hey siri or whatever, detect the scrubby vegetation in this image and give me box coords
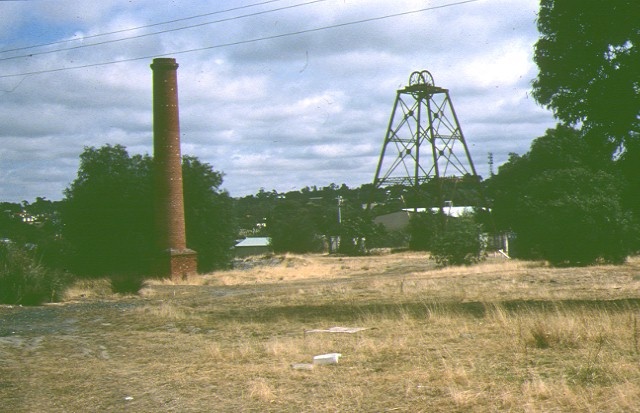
[0,243,72,306]
[429,214,485,266]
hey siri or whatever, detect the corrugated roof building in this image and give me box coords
[234,237,272,258]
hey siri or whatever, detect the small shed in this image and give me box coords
[234,237,272,258]
[374,210,411,232]
[374,205,476,232]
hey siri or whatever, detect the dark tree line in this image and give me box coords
[487,125,636,265]
[488,0,640,265]
[236,183,388,255]
[52,144,236,277]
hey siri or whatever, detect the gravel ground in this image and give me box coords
[0,300,141,337]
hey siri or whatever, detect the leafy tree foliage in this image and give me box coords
[234,189,279,236]
[408,211,439,251]
[182,156,237,272]
[0,204,33,244]
[430,214,485,267]
[262,185,386,255]
[267,198,323,254]
[408,210,484,266]
[62,145,155,276]
[617,138,640,222]
[62,144,236,276]
[516,168,632,265]
[532,0,639,156]
[488,125,636,265]
[337,213,386,255]
[530,1,640,262]
[0,199,68,270]
[403,175,485,209]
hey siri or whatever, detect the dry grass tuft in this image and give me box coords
[62,278,113,300]
[133,301,195,321]
[247,377,276,402]
[145,274,208,286]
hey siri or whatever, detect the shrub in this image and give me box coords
[430,214,485,266]
[110,274,146,295]
[268,199,324,254]
[0,243,72,306]
[337,215,386,256]
[408,211,439,251]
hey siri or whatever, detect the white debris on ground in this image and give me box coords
[290,363,314,370]
[313,353,342,365]
[305,326,368,334]
[291,326,367,370]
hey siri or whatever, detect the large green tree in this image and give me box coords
[182,156,236,272]
[267,198,323,254]
[532,0,639,156]
[62,145,155,276]
[488,125,636,265]
[529,1,640,263]
[62,144,236,276]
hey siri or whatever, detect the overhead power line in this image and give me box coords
[0,0,483,79]
[0,0,287,54]
[0,0,329,62]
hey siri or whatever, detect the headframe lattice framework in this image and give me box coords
[372,70,478,191]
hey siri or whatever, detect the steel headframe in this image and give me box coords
[372,70,478,193]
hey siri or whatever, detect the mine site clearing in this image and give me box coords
[2,252,640,412]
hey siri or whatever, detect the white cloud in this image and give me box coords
[460,39,532,88]
[0,0,555,202]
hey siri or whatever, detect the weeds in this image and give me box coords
[0,243,72,305]
[109,274,146,295]
[632,313,639,355]
[530,320,553,349]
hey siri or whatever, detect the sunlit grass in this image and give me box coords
[2,252,640,411]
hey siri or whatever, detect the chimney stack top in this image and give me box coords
[151,57,179,70]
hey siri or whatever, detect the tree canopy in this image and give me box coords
[182,156,236,272]
[62,144,236,276]
[62,145,155,276]
[488,125,636,265]
[532,0,639,156]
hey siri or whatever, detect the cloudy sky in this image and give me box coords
[0,0,556,202]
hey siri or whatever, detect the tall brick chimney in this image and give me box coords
[150,57,197,279]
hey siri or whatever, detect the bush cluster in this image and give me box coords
[109,274,146,295]
[429,214,485,266]
[409,211,485,266]
[0,243,72,306]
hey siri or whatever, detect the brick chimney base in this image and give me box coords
[157,248,198,280]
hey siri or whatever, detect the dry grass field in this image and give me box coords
[2,252,640,412]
